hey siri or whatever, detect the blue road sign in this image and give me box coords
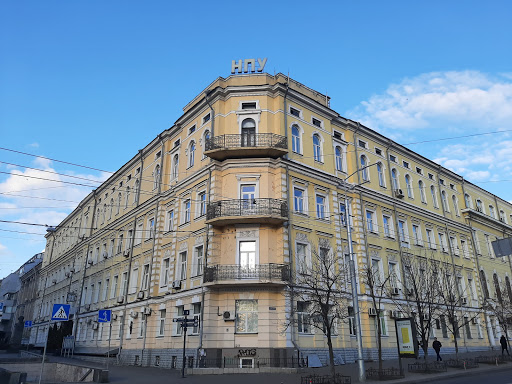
[24,320,33,328]
[51,304,70,321]
[0,302,4,311]
[98,310,111,323]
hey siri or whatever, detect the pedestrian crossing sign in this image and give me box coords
[98,310,111,323]
[51,304,70,321]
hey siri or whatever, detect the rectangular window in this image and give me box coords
[375,148,382,156]
[312,117,322,127]
[192,303,201,334]
[167,210,174,232]
[117,234,123,254]
[147,218,155,239]
[199,192,206,217]
[450,236,458,256]
[183,200,191,223]
[129,268,138,294]
[366,210,376,233]
[242,102,257,110]
[398,220,408,246]
[371,259,382,286]
[235,300,258,333]
[383,215,392,237]
[461,240,469,258]
[161,258,170,286]
[316,194,326,219]
[378,312,387,336]
[188,125,196,135]
[296,243,308,269]
[179,251,187,280]
[438,233,447,252]
[121,271,128,296]
[426,229,434,249]
[403,161,410,169]
[194,245,204,277]
[290,107,300,117]
[358,140,367,149]
[339,203,347,226]
[389,155,397,162]
[412,224,422,245]
[139,317,145,337]
[96,282,102,302]
[111,275,118,298]
[158,309,166,336]
[175,306,184,336]
[103,279,110,301]
[440,316,448,338]
[389,262,398,288]
[109,239,115,257]
[416,167,423,175]
[297,301,311,334]
[294,188,305,214]
[142,264,150,290]
[202,113,211,124]
[348,307,356,336]
[135,223,143,245]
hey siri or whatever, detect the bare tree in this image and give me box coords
[436,260,481,359]
[290,244,352,380]
[485,276,512,346]
[363,260,392,372]
[389,252,443,359]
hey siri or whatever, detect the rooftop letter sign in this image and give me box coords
[231,58,267,74]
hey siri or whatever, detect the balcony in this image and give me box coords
[203,264,290,286]
[206,198,288,226]
[204,133,288,160]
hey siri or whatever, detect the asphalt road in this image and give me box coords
[435,369,512,384]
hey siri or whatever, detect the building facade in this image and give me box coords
[31,73,512,368]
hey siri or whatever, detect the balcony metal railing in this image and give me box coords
[204,264,291,283]
[205,133,287,151]
[206,198,288,221]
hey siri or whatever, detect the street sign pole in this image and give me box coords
[107,322,112,371]
[38,321,50,384]
[182,323,187,378]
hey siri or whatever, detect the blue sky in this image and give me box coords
[1,0,512,277]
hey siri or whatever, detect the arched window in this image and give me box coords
[419,180,426,203]
[172,154,179,180]
[377,162,385,187]
[117,193,122,214]
[109,198,114,219]
[441,191,449,211]
[125,187,130,208]
[391,169,398,190]
[134,179,140,205]
[203,130,210,156]
[291,125,301,153]
[493,273,503,303]
[499,210,505,222]
[360,155,369,181]
[452,195,459,215]
[405,175,413,198]
[153,164,161,190]
[103,204,107,223]
[489,205,495,219]
[188,142,195,168]
[313,134,322,162]
[241,118,256,147]
[464,193,471,208]
[335,146,343,171]
[430,186,438,208]
[476,199,483,212]
[480,270,490,299]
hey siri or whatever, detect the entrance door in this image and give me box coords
[239,241,256,277]
[241,184,256,212]
[241,119,256,147]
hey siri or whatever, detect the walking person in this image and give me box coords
[433,337,442,361]
[500,335,510,356]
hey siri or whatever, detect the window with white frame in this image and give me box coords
[452,195,459,215]
[172,154,179,180]
[366,210,376,233]
[398,220,408,246]
[405,175,413,198]
[476,199,483,212]
[438,232,447,252]
[127,229,133,249]
[412,224,422,245]
[461,239,469,258]
[371,258,382,286]
[383,215,393,237]
[378,311,387,336]
[167,210,174,232]
[198,192,206,217]
[441,191,449,212]
[450,236,458,256]
[183,199,191,224]
[335,146,343,171]
[235,300,258,334]
[147,217,155,239]
[178,251,187,280]
[339,203,347,226]
[391,169,399,190]
[135,222,143,245]
[293,187,306,214]
[111,275,118,298]
[431,186,438,208]
[129,268,138,294]
[142,264,150,290]
[485,234,493,257]
[158,309,166,336]
[499,210,506,222]
[377,162,385,187]
[134,179,140,205]
[188,141,195,168]
[426,229,434,249]
[161,257,170,286]
[297,301,311,334]
[313,134,322,162]
[153,165,161,190]
[192,303,201,334]
[239,241,256,268]
[464,193,471,208]
[203,130,210,158]
[109,198,114,219]
[125,187,130,208]
[291,125,301,154]
[103,278,110,301]
[109,239,115,257]
[193,245,203,277]
[360,155,369,181]
[296,242,309,271]
[388,262,399,288]
[419,180,427,203]
[175,306,184,336]
[489,205,495,219]
[316,194,326,219]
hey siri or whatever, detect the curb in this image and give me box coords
[365,364,512,384]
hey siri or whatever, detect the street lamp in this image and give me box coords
[339,162,378,383]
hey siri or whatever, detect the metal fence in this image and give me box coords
[204,264,291,283]
[408,361,447,373]
[197,356,306,368]
[301,374,351,384]
[205,133,287,151]
[366,367,404,380]
[206,198,288,221]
